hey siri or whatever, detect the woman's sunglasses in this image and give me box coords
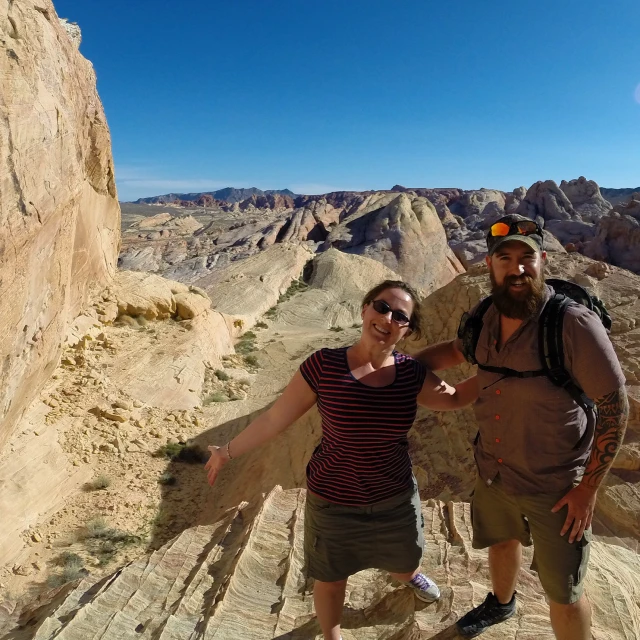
[371,299,411,326]
[489,219,541,238]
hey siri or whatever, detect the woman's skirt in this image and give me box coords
[303,481,424,582]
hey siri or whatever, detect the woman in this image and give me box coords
[205,280,478,640]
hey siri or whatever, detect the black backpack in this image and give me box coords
[457,278,612,411]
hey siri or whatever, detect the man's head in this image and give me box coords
[485,215,547,320]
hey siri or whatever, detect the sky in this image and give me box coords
[54,0,640,201]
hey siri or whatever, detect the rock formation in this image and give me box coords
[6,488,640,639]
[583,199,640,273]
[321,192,465,294]
[0,0,120,451]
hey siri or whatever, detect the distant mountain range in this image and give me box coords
[133,187,298,205]
[131,185,639,207]
[599,187,640,206]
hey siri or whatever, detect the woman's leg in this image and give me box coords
[314,578,348,640]
[389,568,419,581]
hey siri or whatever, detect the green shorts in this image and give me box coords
[304,484,424,582]
[471,475,591,604]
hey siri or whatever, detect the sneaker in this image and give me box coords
[456,592,516,637]
[408,573,441,603]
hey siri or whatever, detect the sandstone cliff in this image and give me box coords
[0,1,120,450]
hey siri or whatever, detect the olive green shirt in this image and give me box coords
[469,286,625,494]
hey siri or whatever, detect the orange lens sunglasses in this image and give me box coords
[490,220,540,237]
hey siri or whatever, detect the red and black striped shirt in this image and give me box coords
[300,346,426,506]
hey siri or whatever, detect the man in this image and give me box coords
[416,214,628,640]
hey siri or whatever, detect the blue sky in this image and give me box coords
[54,0,640,201]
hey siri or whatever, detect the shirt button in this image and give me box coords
[498,458,503,464]
[495,414,500,420]
[495,389,501,395]
[495,438,501,443]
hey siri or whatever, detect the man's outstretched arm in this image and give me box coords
[552,385,629,542]
[414,337,467,372]
[582,385,629,488]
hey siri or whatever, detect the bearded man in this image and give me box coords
[416,214,628,640]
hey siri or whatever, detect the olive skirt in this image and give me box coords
[303,483,424,582]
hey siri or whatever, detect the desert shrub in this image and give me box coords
[264,307,277,319]
[205,392,230,404]
[242,331,257,340]
[329,326,344,332]
[153,442,208,463]
[235,337,256,354]
[277,279,308,303]
[244,354,260,368]
[158,472,177,486]
[255,321,268,329]
[84,475,111,491]
[214,369,230,381]
[83,517,141,566]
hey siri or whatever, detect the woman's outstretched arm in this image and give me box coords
[205,370,317,486]
[417,371,478,411]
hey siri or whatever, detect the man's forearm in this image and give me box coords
[581,386,629,489]
[415,339,465,371]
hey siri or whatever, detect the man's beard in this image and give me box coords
[490,270,546,320]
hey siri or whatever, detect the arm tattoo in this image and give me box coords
[582,386,629,488]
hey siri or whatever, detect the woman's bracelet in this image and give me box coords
[225,441,233,460]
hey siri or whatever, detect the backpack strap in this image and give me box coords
[457,297,493,365]
[539,293,595,411]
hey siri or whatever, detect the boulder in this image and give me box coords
[0,0,120,450]
[584,204,640,273]
[321,192,465,293]
[559,176,612,221]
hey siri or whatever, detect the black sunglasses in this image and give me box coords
[371,299,411,326]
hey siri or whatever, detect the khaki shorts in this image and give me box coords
[304,483,424,582]
[471,475,591,604]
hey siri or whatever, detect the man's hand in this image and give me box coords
[551,483,598,543]
[205,445,230,487]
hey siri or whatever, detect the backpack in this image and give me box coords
[457,278,612,412]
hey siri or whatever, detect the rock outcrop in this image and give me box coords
[0,0,120,450]
[584,200,640,273]
[10,488,640,639]
[321,192,464,293]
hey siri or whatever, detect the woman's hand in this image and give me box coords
[205,445,230,486]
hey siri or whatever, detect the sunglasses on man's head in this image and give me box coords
[489,219,542,238]
[371,299,411,326]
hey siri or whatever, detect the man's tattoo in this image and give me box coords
[583,386,629,487]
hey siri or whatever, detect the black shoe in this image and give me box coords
[456,592,516,637]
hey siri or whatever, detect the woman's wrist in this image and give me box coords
[223,441,233,461]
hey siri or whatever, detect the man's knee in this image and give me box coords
[490,539,522,552]
[314,578,348,592]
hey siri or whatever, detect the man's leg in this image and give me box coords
[313,579,347,640]
[549,595,591,640]
[489,539,522,604]
[519,491,592,640]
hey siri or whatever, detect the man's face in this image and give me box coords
[485,240,547,320]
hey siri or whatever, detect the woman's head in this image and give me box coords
[361,280,424,343]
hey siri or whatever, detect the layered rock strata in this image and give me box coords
[0,0,120,449]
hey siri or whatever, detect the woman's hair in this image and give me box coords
[361,280,424,340]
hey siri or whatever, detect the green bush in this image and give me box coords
[214,369,230,381]
[329,326,344,332]
[255,321,268,329]
[242,331,257,340]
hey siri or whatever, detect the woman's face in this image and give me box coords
[361,287,414,348]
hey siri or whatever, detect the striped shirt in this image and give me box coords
[300,346,426,506]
